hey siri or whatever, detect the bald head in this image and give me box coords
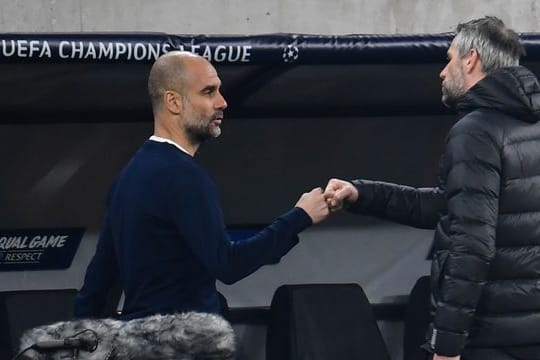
[148,51,227,151]
[147,51,207,114]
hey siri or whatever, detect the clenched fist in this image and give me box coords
[323,178,359,212]
[295,187,330,224]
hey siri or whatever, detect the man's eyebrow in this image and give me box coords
[201,84,219,92]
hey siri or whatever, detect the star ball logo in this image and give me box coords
[282,44,299,63]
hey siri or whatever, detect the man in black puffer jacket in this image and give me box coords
[324,17,540,360]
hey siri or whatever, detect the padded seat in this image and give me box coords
[266,283,390,360]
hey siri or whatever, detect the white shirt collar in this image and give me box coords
[149,135,191,156]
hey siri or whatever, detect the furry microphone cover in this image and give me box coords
[19,312,235,360]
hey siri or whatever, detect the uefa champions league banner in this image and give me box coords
[0,33,460,64]
[2,33,540,65]
[0,228,84,271]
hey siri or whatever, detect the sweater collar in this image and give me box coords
[149,135,192,156]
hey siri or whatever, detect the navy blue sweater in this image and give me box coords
[74,140,311,320]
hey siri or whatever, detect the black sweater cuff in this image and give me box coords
[284,207,313,234]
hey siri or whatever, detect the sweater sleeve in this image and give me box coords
[167,167,312,285]
[428,126,500,356]
[347,180,446,229]
[73,210,119,318]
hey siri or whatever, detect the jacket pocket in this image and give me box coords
[431,250,449,303]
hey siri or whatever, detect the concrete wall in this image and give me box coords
[1,0,540,34]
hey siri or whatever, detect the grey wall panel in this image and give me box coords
[218,224,432,307]
[1,0,539,34]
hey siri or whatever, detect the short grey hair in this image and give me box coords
[454,16,525,73]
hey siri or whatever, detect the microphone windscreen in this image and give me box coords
[19,312,235,360]
[117,312,235,360]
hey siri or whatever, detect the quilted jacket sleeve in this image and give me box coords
[347,180,446,229]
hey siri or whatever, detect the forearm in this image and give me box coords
[216,207,311,284]
[348,179,445,229]
[74,247,118,318]
[74,215,118,318]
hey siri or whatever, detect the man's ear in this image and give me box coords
[464,48,482,74]
[164,91,183,115]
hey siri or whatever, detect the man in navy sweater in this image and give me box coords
[74,51,329,320]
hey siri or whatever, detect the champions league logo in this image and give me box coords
[282,44,299,63]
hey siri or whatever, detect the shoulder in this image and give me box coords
[162,153,215,193]
[442,111,504,169]
[447,110,504,147]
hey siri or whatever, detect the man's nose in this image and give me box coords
[440,66,447,81]
[216,92,227,110]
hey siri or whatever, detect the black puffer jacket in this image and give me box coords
[349,66,540,357]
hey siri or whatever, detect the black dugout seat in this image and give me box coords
[266,283,390,360]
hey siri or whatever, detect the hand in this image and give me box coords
[295,187,330,224]
[323,178,359,212]
[433,354,460,360]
